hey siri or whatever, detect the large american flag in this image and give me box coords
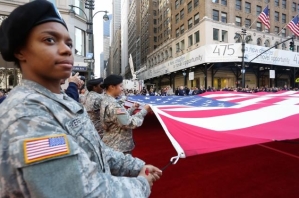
[258,5,270,29]
[127,91,299,158]
[287,15,299,37]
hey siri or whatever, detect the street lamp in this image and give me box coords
[235,28,247,88]
[69,2,109,80]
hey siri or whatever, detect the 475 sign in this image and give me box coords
[206,43,241,63]
[213,44,236,56]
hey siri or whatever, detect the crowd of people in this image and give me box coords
[118,84,297,97]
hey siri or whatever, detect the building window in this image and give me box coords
[180,25,184,34]
[221,12,227,23]
[180,9,184,19]
[282,29,286,37]
[274,0,279,6]
[235,16,242,26]
[188,35,193,47]
[176,43,180,52]
[282,43,286,50]
[275,26,279,34]
[154,28,157,33]
[282,0,286,8]
[154,19,157,24]
[275,11,279,21]
[274,41,279,49]
[74,0,85,18]
[256,5,262,16]
[264,39,270,47]
[293,2,296,11]
[257,22,262,31]
[236,0,241,10]
[194,31,200,43]
[221,0,227,6]
[74,27,85,56]
[194,0,199,7]
[257,38,262,46]
[180,40,185,50]
[188,18,193,29]
[176,28,179,37]
[245,2,251,13]
[194,13,200,25]
[175,0,179,9]
[222,30,228,42]
[176,14,179,23]
[180,0,184,4]
[213,28,219,40]
[188,1,192,13]
[213,9,219,21]
[282,14,286,23]
[245,18,251,28]
[212,0,219,3]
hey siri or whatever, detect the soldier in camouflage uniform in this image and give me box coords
[0,1,162,197]
[100,75,151,154]
[82,78,104,138]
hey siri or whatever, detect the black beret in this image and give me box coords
[87,78,104,87]
[0,0,68,62]
[101,75,123,88]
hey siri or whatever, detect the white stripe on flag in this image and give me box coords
[156,105,299,131]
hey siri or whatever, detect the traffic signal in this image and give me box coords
[289,41,294,51]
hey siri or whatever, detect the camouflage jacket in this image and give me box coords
[82,91,103,138]
[100,94,148,153]
[0,80,150,198]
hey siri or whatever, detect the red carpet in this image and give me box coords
[133,113,299,198]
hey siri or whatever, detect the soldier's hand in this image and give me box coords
[138,165,162,188]
[144,104,152,112]
[133,103,140,108]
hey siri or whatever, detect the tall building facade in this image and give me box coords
[121,0,129,77]
[107,0,122,76]
[138,0,299,90]
[0,0,90,90]
[111,0,121,44]
[102,14,112,77]
[140,0,159,66]
[126,0,141,78]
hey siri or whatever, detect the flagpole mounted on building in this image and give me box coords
[277,14,299,36]
[248,5,270,30]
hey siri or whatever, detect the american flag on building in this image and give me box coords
[258,5,270,29]
[287,15,299,36]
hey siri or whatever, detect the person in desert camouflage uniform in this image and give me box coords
[82,77,104,138]
[0,1,162,197]
[100,75,151,154]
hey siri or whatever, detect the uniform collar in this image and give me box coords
[21,79,83,114]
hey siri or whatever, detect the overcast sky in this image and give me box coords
[94,0,112,77]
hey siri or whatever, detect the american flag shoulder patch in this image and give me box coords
[23,134,70,164]
[115,108,126,115]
